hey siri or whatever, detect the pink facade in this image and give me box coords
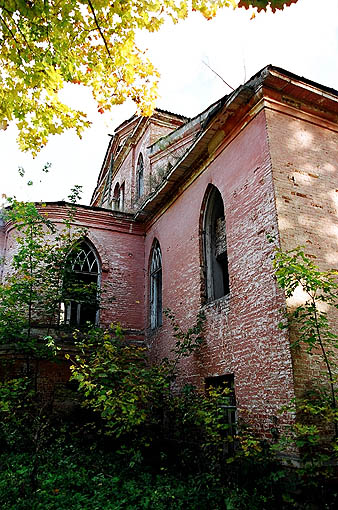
[2,66,338,436]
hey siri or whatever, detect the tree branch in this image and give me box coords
[87,0,112,60]
[0,14,23,59]
[0,6,35,54]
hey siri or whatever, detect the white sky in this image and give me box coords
[1,0,337,205]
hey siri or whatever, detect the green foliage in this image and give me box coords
[0,1,298,154]
[163,308,205,381]
[2,425,336,509]
[271,244,338,495]
[69,311,207,446]
[272,245,338,439]
[69,324,169,442]
[0,376,35,449]
[0,446,228,510]
[68,315,273,483]
[0,190,90,354]
[238,0,298,12]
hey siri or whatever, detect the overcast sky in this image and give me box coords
[1,0,337,205]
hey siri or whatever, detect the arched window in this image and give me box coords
[202,186,230,302]
[112,183,120,211]
[62,240,100,326]
[119,183,125,211]
[136,154,144,198]
[150,240,162,329]
[112,182,125,211]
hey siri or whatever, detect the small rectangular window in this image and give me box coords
[205,374,237,437]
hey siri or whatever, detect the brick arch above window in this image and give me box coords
[200,184,230,303]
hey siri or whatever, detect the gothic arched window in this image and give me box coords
[112,182,125,211]
[62,240,100,326]
[202,186,230,302]
[119,183,125,211]
[150,240,162,329]
[112,183,120,211]
[136,153,144,199]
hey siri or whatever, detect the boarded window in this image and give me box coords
[202,186,230,301]
[150,240,162,329]
[136,154,144,198]
[61,241,100,326]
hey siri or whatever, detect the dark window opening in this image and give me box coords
[61,241,100,326]
[203,186,230,301]
[119,183,125,211]
[112,182,124,211]
[136,153,144,198]
[150,240,162,329]
[205,374,236,405]
[112,182,120,211]
[205,374,237,437]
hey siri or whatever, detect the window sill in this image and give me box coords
[202,293,230,313]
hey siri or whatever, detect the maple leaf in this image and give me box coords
[0,0,299,155]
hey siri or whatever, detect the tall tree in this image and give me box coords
[0,1,298,155]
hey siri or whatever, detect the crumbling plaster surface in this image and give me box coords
[145,110,295,435]
[267,104,338,397]
[4,66,338,438]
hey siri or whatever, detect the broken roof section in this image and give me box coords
[91,64,338,217]
[115,108,189,134]
[135,64,338,221]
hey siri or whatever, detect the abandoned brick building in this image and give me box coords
[1,65,338,435]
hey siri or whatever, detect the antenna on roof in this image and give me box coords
[202,60,235,91]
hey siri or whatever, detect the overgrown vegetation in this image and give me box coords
[0,202,337,508]
[0,186,94,351]
[271,245,338,484]
[1,321,337,509]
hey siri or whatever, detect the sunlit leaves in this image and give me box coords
[0,0,298,155]
[273,245,338,428]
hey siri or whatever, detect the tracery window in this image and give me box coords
[202,185,230,302]
[136,153,144,198]
[61,240,100,326]
[150,240,162,329]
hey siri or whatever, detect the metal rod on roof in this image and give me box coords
[202,60,235,91]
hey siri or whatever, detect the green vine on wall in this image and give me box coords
[272,244,338,439]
